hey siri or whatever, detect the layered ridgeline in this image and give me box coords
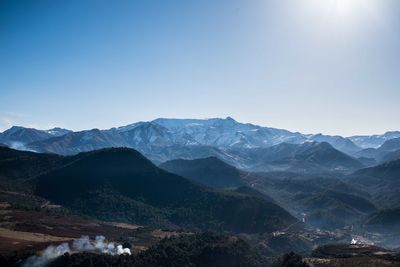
[1,145,397,233]
[0,117,388,173]
[2,146,295,233]
[230,141,364,173]
[354,137,400,163]
[161,142,364,176]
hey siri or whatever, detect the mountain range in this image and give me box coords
[1,117,399,174]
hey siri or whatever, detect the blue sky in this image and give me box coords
[0,0,399,136]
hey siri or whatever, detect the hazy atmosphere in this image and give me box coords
[2,1,400,267]
[1,0,399,135]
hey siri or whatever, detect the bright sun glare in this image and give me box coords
[302,0,382,29]
[332,0,367,17]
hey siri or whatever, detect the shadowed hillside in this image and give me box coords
[160,157,244,189]
[349,159,400,209]
[34,148,296,233]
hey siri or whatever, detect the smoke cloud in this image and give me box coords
[23,235,131,267]
[9,141,37,153]
[22,243,70,267]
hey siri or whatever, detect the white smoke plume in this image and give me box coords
[22,243,70,267]
[23,235,131,267]
[9,141,38,153]
[72,235,94,251]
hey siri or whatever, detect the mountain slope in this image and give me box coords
[350,131,400,149]
[382,149,400,163]
[45,127,72,137]
[290,142,363,171]
[0,126,54,148]
[301,190,377,228]
[0,126,72,148]
[242,142,363,173]
[379,137,400,152]
[34,148,296,233]
[308,134,361,154]
[159,157,244,189]
[242,172,375,229]
[232,186,276,204]
[365,208,400,230]
[353,158,400,180]
[0,146,64,192]
[354,137,400,162]
[29,129,129,155]
[348,159,400,209]
[153,117,306,148]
